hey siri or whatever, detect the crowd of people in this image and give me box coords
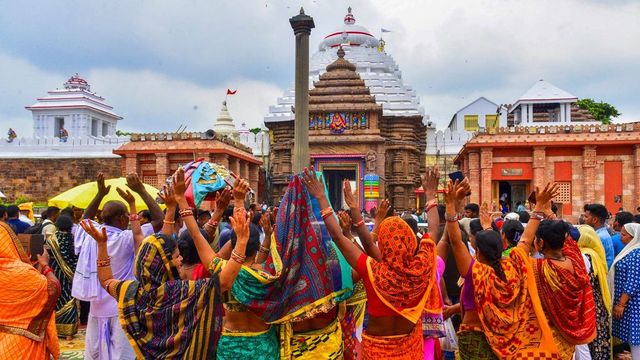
[1,165,640,360]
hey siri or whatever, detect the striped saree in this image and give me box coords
[47,231,79,337]
[115,235,224,359]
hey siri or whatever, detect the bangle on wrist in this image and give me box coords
[258,244,270,254]
[353,219,365,228]
[231,249,246,264]
[42,267,53,276]
[129,214,141,221]
[445,213,460,222]
[179,209,194,218]
[97,257,111,267]
[164,220,176,225]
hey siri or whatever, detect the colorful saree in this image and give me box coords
[340,280,366,360]
[47,231,79,337]
[115,234,224,359]
[367,217,441,323]
[576,225,612,359]
[533,238,596,346]
[217,326,279,360]
[291,317,344,359]
[472,247,560,359]
[229,174,353,358]
[0,221,60,359]
[362,320,423,360]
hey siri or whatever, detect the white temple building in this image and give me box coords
[212,100,269,161]
[264,7,425,124]
[0,74,128,158]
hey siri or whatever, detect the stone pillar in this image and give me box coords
[528,104,534,123]
[289,8,315,174]
[532,147,546,191]
[468,150,480,204]
[229,158,240,176]
[566,103,572,123]
[241,161,250,180]
[124,154,138,175]
[480,148,493,205]
[582,146,597,204]
[634,145,640,208]
[155,153,169,187]
[559,104,565,123]
[521,105,527,124]
[249,164,260,201]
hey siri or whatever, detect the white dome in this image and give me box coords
[318,7,378,51]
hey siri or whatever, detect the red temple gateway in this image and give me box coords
[454,123,640,221]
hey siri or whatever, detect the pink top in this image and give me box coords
[460,259,476,312]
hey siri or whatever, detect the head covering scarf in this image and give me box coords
[472,247,559,359]
[0,222,60,359]
[116,234,223,359]
[576,225,612,312]
[367,216,441,323]
[533,235,596,345]
[608,223,640,298]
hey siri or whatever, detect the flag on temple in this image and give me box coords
[227,89,237,95]
[381,28,392,33]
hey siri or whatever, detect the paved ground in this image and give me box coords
[59,326,84,360]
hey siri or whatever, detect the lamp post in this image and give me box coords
[289,8,314,173]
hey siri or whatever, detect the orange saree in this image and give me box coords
[0,222,60,360]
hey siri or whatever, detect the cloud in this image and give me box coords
[0,52,282,137]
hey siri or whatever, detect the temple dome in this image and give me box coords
[213,101,237,136]
[64,73,90,91]
[319,7,378,51]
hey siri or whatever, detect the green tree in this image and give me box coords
[576,98,621,125]
[249,127,262,135]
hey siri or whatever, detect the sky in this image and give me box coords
[1,0,639,137]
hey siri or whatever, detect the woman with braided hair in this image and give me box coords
[445,179,560,359]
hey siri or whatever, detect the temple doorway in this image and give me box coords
[322,168,356,210]
[494,181,529,213]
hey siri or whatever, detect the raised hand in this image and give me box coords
[232,179,250,202]
[172,168,187,201]
[229,207,249,244]
[80,219,108,244]
[342,179,357,209]
[338,210,353,235]
[375,199,390,224]
[158,185,177,208]
[533,183,559,214]
[216,188,232,210]
[97,172,111,197]
[421,166,440,199]
[116,187,135,206]
[259,211,273,235]
[126,173,146,194]
[302,167,325,199]
[36,250,50,268]
[480,202,492,230]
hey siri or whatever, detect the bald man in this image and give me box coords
[72,173,163,360]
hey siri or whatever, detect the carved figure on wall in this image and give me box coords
[366,150,377,173]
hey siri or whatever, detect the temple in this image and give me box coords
[266,11,427,211]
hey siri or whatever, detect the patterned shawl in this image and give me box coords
[367,216,441,323]
[116,234,224,359]
[0,221,60,359]
[534,238,597,345]
[576,225,612,313]
[231,173,353,323]
[473,247,559,359]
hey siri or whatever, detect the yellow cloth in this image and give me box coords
[0,222,59,359]
[550,325,575,360]
[576,225,612,312]
[18,202,35,221]
[289,317,344,359]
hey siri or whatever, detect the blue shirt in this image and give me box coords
[7,218,31,234]
[611,233,625,257]
[596,226,615,269]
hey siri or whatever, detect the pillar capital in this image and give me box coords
[289,8,315,35]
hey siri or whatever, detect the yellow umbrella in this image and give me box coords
[48,178,161,211]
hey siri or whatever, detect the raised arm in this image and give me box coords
[255,211,273,264]
[343,180,377,258]
[173,168,220,266]
[157,185,178,236]
[303,168,363,268]
[218,206,249,292]
[445,179,473,276]
[80,220,119,298]
[117,187,143,252]
[517,183,559,251]
[126,173,164,233]
[422,166,441,243]
[83,173,110,220]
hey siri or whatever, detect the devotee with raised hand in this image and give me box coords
[610,223,640,359]
[72,172,164,360]
[530,208,596,358]
[78,181,248,359]
[302,167,441,360]
[0,221,61,359]
[446,179,560,359]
